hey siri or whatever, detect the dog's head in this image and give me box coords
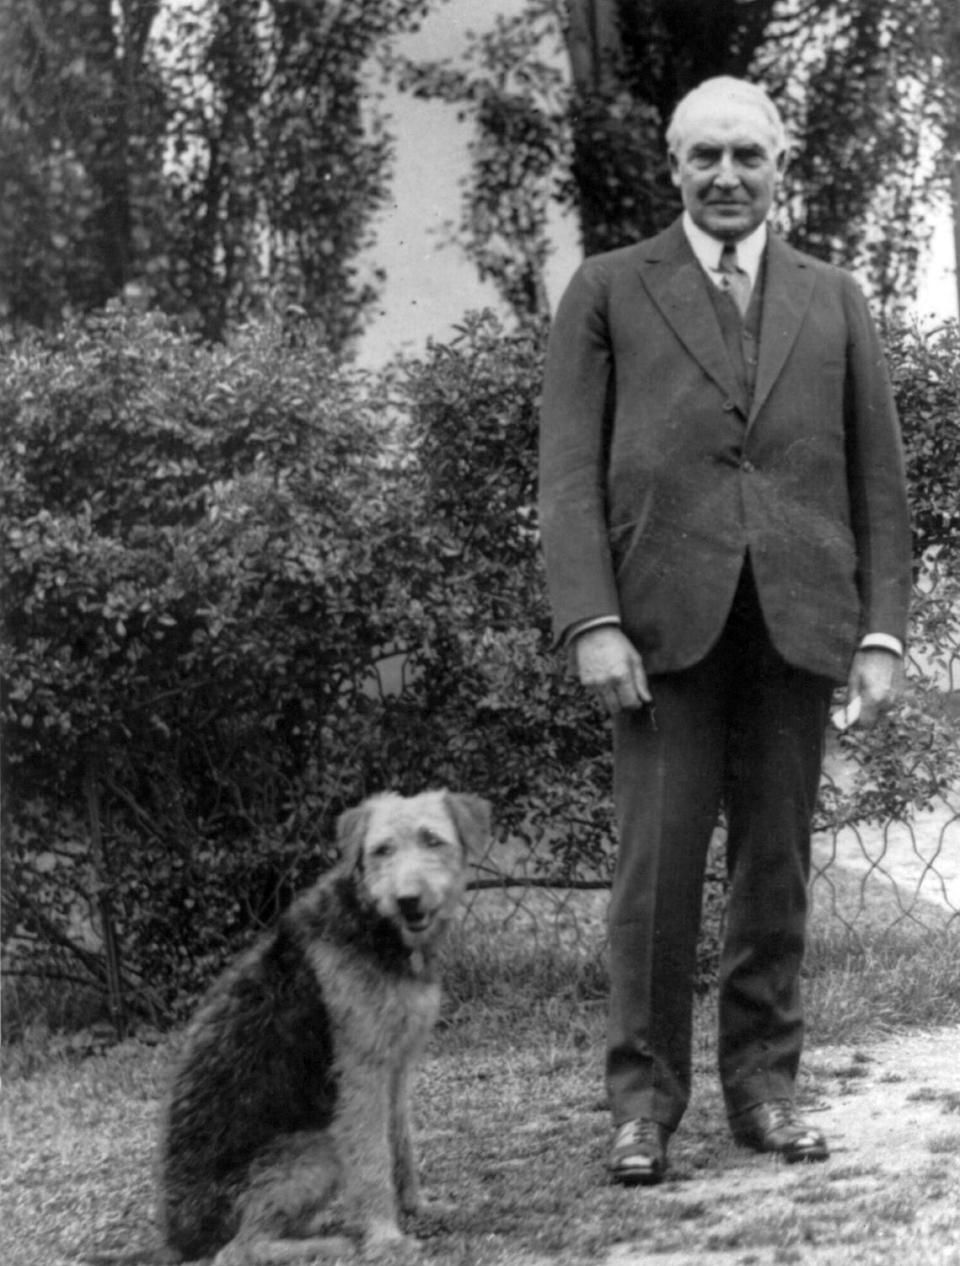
[335,790,490,948]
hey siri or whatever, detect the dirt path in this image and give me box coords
[602,1026,960,1266]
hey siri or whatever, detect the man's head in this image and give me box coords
[667,77,787,242]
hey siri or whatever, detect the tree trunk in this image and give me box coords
[85,0,132,300]
[85,762,126,1038]
[566,0,624,96]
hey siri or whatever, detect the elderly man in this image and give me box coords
[538,77,911,1183]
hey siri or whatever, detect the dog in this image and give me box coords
[157,789,490,1264]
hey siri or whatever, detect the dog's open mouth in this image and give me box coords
[395,894,443,942]
[402,911,434,934]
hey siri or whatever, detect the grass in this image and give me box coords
[3,898,960,1266]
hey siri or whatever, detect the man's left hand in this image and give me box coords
[845,648,904,728]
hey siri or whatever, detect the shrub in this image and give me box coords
[825,320,960,835]
[389,314,615,871]
[1,308,426,1019]
[887,320,960,565]
[2,307,958,1030]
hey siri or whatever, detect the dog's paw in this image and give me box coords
[215,1235,358,1264]
[360,1230,421,1264]
[410,1193,457,1225]
[396,1188,422,1218]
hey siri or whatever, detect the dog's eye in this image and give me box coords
[421,830,448,850]
[369,841,394,860]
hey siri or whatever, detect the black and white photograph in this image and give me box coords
[2,2,959,1264]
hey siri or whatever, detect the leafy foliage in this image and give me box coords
[396,9,568,325]
[886,321,960,565]
[0,0,168,323]
[1,307,417,1016]
[831,321,960,830]
[2,310,959,1026]
[758,0,959,321]
[3,1,955,343]
[0,307,612,1026]
[0,0,429,347]
[401,0,959,324]
[389,313,615,874]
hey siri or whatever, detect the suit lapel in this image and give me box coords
[636,222,817,424]
[749,234,816,423]
[635,224,744,410]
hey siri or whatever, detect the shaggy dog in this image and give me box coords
[157,789,490,1263]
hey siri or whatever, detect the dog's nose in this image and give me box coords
[397,895,424,924]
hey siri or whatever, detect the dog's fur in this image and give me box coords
[158,790,490,1264]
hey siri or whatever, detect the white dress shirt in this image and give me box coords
[683,212,766,293]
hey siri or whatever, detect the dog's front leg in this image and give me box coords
[390,1061,421,1215]
[331,1065,408,1250]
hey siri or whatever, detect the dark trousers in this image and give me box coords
[605,564,833,1130]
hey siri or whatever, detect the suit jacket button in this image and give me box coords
[741,459,754,472]
[722,401,737,412]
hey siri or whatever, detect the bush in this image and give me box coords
[2,307,958,1030]
[388,314,615,868]
[1,308,428,1019]
[825,320,960,833]
[887,320,960,565]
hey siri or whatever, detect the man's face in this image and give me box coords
[669,97,785,241]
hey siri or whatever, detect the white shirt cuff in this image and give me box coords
[564,623,902,657]
[563,616,621,647]
[858,633,903,657]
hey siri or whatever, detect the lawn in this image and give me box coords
[3,867,960,1266]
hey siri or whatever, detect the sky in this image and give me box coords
[357,0,959,366]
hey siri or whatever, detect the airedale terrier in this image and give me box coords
[158,789,490,1263]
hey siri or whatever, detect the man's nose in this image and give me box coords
[713,155,739,187]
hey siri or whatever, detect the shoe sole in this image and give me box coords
[782,1143,829,1163]
[609,1162,666,1186]
[733,1134,829,1163]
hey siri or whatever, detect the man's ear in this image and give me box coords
[444,792,492,856]
[335,803,370,872]
[668,150,681,187]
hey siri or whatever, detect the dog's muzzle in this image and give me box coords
[396,895,434,934]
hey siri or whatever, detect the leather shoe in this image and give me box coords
[730,1100,829,1162]
[608,1118,669,1185]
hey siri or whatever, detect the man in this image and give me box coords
[538,77,911,1184]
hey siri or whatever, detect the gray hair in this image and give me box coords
[666,77,788,157]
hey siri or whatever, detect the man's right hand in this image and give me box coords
[572,626,652,715]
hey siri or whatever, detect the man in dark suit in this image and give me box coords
[538,77,911,1184]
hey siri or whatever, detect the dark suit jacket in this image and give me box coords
[538,218,912,682]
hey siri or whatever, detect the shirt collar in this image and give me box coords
[682,212,768,287]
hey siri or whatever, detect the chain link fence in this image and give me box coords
[461,564,960,966]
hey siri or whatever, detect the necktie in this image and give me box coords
[717,242,751,317]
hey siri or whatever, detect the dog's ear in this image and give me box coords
[444,792,491,855]
[335,803,370,871]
